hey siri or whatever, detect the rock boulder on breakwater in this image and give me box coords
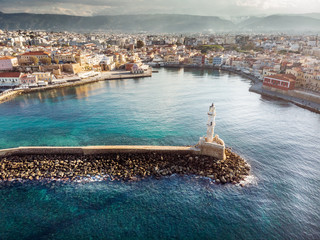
[0,149,250,184]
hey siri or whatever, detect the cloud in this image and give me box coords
[236,0,297,10]
[0,1,112,16]
[0,0,320,16]
[235,0,320,14]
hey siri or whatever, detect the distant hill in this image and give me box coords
[238,15,320,32]
[299,13,320,20]
[1,12,320,33]
[0,12,234,32]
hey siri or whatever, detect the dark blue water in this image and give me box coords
[0,68,319,239]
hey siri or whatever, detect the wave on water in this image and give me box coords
[239,174,257,186]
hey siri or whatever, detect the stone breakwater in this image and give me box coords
[0,149,250,185]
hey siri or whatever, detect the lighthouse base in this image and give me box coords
[197,137,226,160]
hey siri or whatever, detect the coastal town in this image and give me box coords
[2,0,320,237]
[0,30,320,110]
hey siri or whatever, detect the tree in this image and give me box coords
[137,40,144,48]
[41,57,52,65]
[30,56,39,65]
[197,45,224,54]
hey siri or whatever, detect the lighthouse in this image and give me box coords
[206,103,216,142]
[197,103,226,160]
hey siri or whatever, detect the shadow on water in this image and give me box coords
[259,95,292,108]
[183,68,207,77]
[182,68,224,78]
[23,184,129,240]
[161,67,183,73]
[133,78,141,84]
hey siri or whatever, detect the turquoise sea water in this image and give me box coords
[0,68,319,239]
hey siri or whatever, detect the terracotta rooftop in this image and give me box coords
[21,51,50,56]
[0,72,21,78]
[0,56,16,60]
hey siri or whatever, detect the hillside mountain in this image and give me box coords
[239,15,320,32]
[1,12,320,33]
[0,12,234,32]
[300,13,320,20]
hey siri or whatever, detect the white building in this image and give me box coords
[0,56,19,71]
[0,72,22,87]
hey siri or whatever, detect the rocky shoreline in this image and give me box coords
[0,149,250,185]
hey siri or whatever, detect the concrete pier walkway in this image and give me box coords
[0,145,197,157]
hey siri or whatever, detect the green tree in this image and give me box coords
[241,43,256,51]
[137,40,144,48]
[41,57,52,65]
[30,56,39,65]
[197,45,224,54]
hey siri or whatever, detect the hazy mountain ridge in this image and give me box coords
[0,12,320,32]
[0,12,234,32]
[238,14,320,32]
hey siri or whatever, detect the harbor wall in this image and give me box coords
[250,82,320,113]
[0,146,196,157]
[0,145,226,159]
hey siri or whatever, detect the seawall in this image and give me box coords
[0,145,197,157]
[0,143,226,160]
[250,82,320,113]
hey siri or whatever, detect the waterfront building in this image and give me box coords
[164,55,182,65]
[204,56,213,66]
[191,55,205,66]
[32,72,53,83]
[130,64,144,74]
[213,56,226,66]
[0,72,23,87]
[263,74,296,90]
[20,74,38,87]
[0,56,19,71]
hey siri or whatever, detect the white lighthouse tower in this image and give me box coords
[197,103,226,160]
[206,103,216,143]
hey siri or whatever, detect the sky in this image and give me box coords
[0,0,320,17]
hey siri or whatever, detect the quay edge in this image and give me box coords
[0,144,225,160]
